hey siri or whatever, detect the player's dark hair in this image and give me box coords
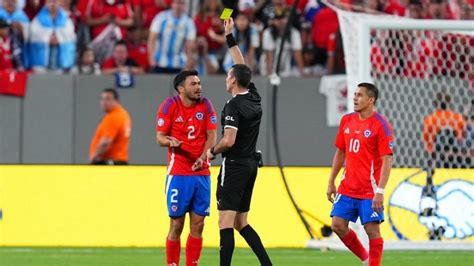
[230,64,252,88]
[173,69,199,92]
[114,40,127,48]
[358,82,379,104]
[103,88,119,100]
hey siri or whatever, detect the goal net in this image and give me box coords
[336,10,473,169]
[308,7,474,250]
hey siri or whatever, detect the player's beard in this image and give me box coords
[186,91,201,102]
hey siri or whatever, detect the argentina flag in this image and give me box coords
[28,6,76,69]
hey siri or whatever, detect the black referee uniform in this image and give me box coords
[217,82,262,212]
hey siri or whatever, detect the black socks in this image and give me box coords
[220,228,234,266]
[240,225,272,266]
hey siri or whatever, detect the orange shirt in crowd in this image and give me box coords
[89,104,132,162]
[422,109,466,153]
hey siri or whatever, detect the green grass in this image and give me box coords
[0,247,473,266]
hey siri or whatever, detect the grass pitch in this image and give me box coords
[1,247,473,266]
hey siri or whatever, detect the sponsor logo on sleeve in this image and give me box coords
[210,115,217,124]
[157,118,164,127]
[364,129,372,138]
[225,116,235,122]
[389,141,394,149]
[195,112,204,120]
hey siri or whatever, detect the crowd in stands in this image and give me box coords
[0,0,472,76]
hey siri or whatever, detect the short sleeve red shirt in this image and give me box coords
[335,112,394,199]
[88,0,133,39]
[156,96,218,176]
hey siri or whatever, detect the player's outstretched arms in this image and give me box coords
[224,18,245,65]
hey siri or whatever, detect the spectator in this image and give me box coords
[28,0,76,73]
[85,0,133,40]
[364,0,385,13]
[147,0,196,74]
[195,36,219,75]
[0,0,30,34]
[311,6,338,67]
[132,0,170,28]
[255,0,289,28]
[125,25,149,71]
[0,18,23,70]
[406,0,423,18]
[71,47,101,74]
[89,88,132,165]
[24,0,45,20]
[222,11,259,72]
[325,30,345,75]
[194,0,225,54]
[460,0,474,20]
[299,44,326,76]
[0,0,28,66]
[424,0,447,19]
[0,0,24,10]
[102,40,144,74]
[422,92,466,167]
[260,9,305,77]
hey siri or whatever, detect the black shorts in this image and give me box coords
[216,157,258,212]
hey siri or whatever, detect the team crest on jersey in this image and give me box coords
[171,205,178,212]
[157,118,164,127]
[364,129,372,138]
[195,112,204,120]
[210,115,217,124]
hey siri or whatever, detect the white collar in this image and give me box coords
[233,90,249,97]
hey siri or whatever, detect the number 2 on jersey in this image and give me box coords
[349,138,360,153]
[187,126,195,139]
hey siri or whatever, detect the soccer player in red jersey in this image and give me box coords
[327,83,393,266]
[156,69,217,266]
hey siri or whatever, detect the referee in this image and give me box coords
[206,18,272,266]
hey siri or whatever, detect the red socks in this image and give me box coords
[186,234,203,266]
[166,239,181,266]
[340,229,369,261]
[369,238,384,266]
[166,235,203,266]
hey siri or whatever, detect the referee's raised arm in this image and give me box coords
[224,18,245,65]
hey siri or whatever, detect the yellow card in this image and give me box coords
[220,8,233,20]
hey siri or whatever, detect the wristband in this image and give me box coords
[375,187,385,194]
[226,34,237,48]
[210,146,217,156]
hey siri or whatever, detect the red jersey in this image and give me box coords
[156,96,217,176]
[87,0,133,39]
[335,112,394,199]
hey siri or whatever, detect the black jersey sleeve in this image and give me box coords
[223,100,240,130]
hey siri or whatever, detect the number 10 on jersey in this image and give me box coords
[349,138,360,153]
